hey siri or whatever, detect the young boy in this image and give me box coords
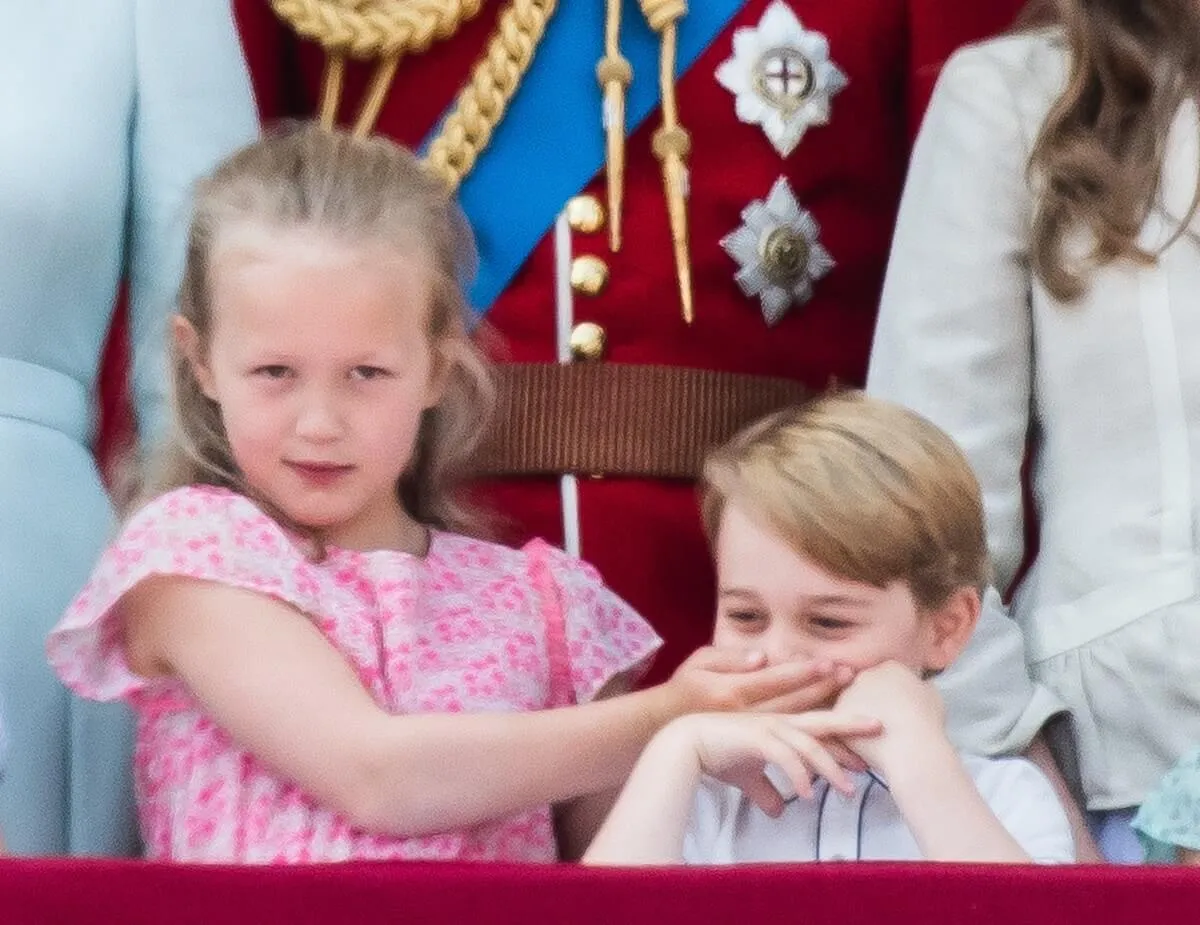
[584,392,1075,865]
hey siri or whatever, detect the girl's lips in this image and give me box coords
[285,461,354,485]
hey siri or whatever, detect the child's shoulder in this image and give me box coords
[130,484,270,529]
[119,485,306,569]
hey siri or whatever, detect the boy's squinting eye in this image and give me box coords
[810,615,855,632]
[252,365,291,380]
[724,608,766,627]
[350,365,392,381]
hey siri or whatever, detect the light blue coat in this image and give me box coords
[0,0,257,854]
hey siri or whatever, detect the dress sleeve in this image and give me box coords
[1133,748,1200,863]
[46,486,319,704]
[523,540,662,705]
[126,0,258,442]
[869,42,1065,755]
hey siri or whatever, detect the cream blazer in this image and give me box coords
[871,31,1200,810]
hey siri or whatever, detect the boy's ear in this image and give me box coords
[172,315,218,401]
[922,586,982,674]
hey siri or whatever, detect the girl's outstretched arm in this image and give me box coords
[124,576,835,837]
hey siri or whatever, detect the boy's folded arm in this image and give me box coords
[886,741,1074,863]
[122,576,688,838]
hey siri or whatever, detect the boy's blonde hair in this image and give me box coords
[702,391,990,611]
[143,123,494,535]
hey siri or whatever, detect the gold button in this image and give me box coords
[570,255,610,297]
[569,322,607,362]
[565,195,607,234]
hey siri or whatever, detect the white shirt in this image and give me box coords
[682,755,1074,864]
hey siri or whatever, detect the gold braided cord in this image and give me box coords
[423,0,558,190]
[273,0,695,324]
[270,0,485,59]
[272,0,486,134]
[271,0,558,187]
[639,0,692,324]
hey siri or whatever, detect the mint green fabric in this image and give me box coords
[1134,748,1200,863]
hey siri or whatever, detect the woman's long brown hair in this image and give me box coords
[1020,0,1200,300]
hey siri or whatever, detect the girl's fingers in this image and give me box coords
[731,659,834,704]
[689,646,768,673]
[751,677,841,714]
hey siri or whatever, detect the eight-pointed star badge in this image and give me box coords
[721,177,834,326]
[715,1,848,158]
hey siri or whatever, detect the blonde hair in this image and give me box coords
[701,392,989,612]
[142,123,495,535]
[1019,0,1200,301]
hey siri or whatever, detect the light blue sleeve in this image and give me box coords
[127,0,259,442]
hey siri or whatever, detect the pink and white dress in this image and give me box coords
[47,485,661,863]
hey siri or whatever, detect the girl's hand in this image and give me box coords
[658,646,855,719]
[669,712,883,817]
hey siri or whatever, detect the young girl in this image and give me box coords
[46,124,836,864]
[867,0,1200,862]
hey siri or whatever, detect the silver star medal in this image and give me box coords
[721,177,834,326]
[716,2,848,157]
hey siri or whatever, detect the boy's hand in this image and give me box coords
[660,647,856,720]
[667,712,883,817]
[834,661,947,777]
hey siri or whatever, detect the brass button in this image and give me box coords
[570,255,610,297]
[569,321,607,362]
[565,195,607,234]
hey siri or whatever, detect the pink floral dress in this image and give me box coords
[47,486,661,863]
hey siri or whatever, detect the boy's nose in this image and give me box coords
[765,632,818,667]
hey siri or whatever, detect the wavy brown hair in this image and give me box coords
[141,123,495,537]
[1020,0,1200,301]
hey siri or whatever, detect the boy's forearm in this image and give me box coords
[886,741,1030,863]
[583,722,704,865]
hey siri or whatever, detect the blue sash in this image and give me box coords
[421,1,747,312]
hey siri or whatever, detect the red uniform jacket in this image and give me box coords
[230,0,1025,681]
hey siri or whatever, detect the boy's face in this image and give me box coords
[712,501,971,677]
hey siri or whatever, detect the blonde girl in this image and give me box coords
[47,125,838,864]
